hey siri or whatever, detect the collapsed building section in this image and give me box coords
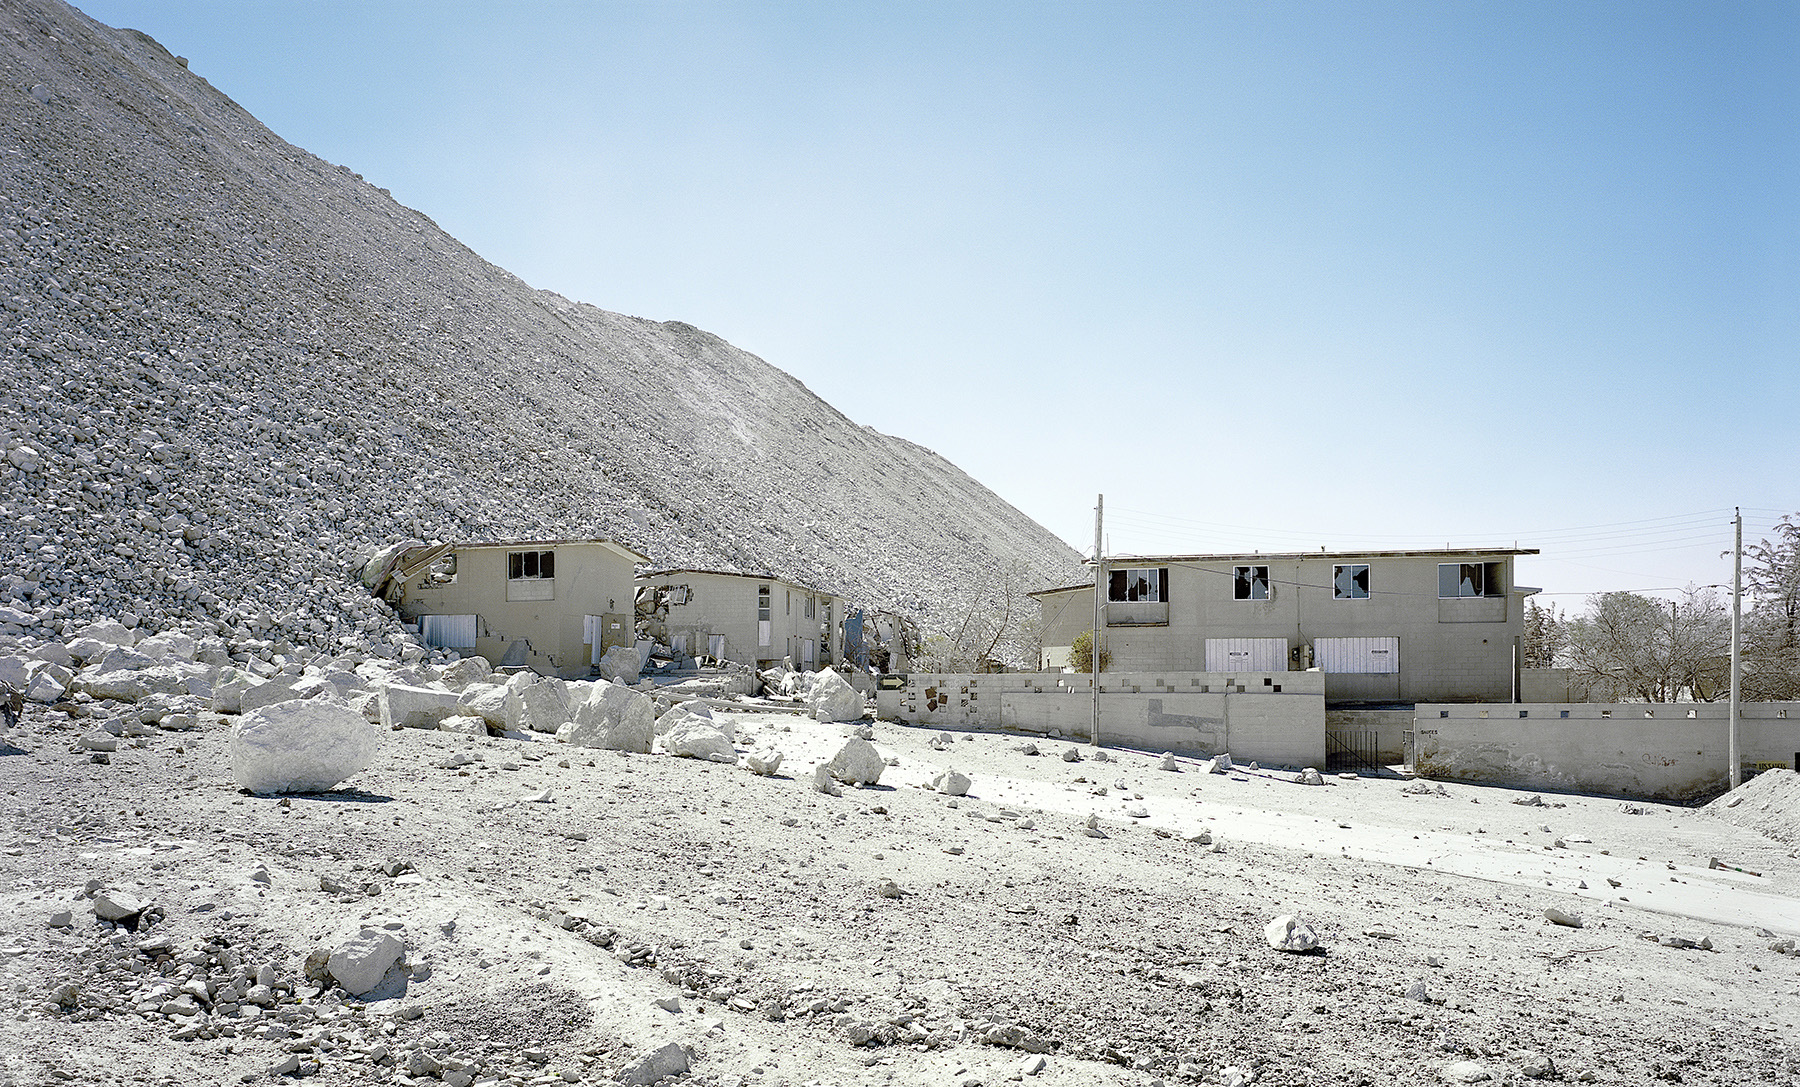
[365,538,647,679]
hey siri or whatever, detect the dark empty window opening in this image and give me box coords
[1333,564,1370,600]
[1233,565,1269,601]
[425,553,458,585]
[508,549,555,581]
[1108,567,1168,603]
[1438,561,1504,598]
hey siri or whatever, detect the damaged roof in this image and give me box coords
[638,567,842,597]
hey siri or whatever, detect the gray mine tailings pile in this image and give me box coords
[0,0,1080,649]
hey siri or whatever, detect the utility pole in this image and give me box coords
[1730,508,1742,789]
[1091,494,1103,748]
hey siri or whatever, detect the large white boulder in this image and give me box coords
[932,769,972,796]
[595,644,641,685]
[662,719,737,763]
[435,655,493,691]
[826,738,886,786]
[230,701,381,795]
[135,631,199,662]
[458,682,510,728]
[655,700,734,741]
[240,678,315,714]
[507,677,571,734]
[76,665,181,702]
[76,619,136,648]
[809,670,864,723]
[26,667,70,703]
[378,683,462,730]
[326,929,404,996]
[1265,915,1320,953]
[565,682,655,752]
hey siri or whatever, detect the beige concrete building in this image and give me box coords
[390,538,647,679]
[1032,548,1538,705]
[636,569,842,671]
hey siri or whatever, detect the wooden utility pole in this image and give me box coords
[1730,508,1742,789]
[1091,494,1103,747]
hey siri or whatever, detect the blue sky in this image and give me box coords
[77,1,1797,606]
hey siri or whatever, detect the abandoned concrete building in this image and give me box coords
[377,538,647,679]
[635,568,842,672]
[1031,548,1539,705]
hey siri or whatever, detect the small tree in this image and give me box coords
[1068,629,1110,673]
[1522,600,1566,669]
[1743,514,1800,700]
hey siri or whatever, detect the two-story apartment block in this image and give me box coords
[384,538,647,679]
[1032,548,1538,704]
[635,568,842,671]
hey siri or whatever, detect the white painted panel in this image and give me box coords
[672,634,688,655]
[758,620,771,647]
[708,635,725,660]
[1205,638,1287,672]
[1316,636,1399,674]
[802,639,815,670]
[586,616,605,664]
[420,614,476,649]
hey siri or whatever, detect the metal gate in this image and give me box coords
[1325,729,1381,773]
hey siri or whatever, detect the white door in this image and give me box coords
[1315,636,1400,674]
[1205,637,1287,672]
[672,634,688,656]
[586,616,605,665]
[802,639,815,670]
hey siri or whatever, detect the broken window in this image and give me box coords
[1107,567,1167,602]
[1438,561,1504,598]
[1333,564,1369,600]
[508,549,555,581]
[425,553,458,585]
[1233,565,1269,601]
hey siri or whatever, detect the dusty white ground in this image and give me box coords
[4,698,1799,1087]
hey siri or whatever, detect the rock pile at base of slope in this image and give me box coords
[1705,768,1800,844]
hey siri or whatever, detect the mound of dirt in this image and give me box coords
[1705,767,1800,844]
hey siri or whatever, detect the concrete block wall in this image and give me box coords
[1326,708,1414,765]
[1415,701,1800,803]
[877,671,1327,769]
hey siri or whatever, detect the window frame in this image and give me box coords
[1107,566,1168,604]
[1438,561,1505,599]
[1332,563,1370,600]
[507,549,555,581]
[1232,565,1270,601]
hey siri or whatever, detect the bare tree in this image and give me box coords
[914,561,1039,672]
[1563,589,1728,702]
[1521,600,1566,669]
[1743,514,1800,699]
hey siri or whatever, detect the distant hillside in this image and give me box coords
[0,0,1082,651]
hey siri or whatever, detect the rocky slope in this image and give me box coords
[0,0,1080,653]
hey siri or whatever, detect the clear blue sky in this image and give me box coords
[77,0,1798,607]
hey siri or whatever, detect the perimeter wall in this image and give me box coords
[876,671,1327,769]
[1415,701,1800,803]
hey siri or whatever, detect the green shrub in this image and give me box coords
[1068,629,1110,673]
